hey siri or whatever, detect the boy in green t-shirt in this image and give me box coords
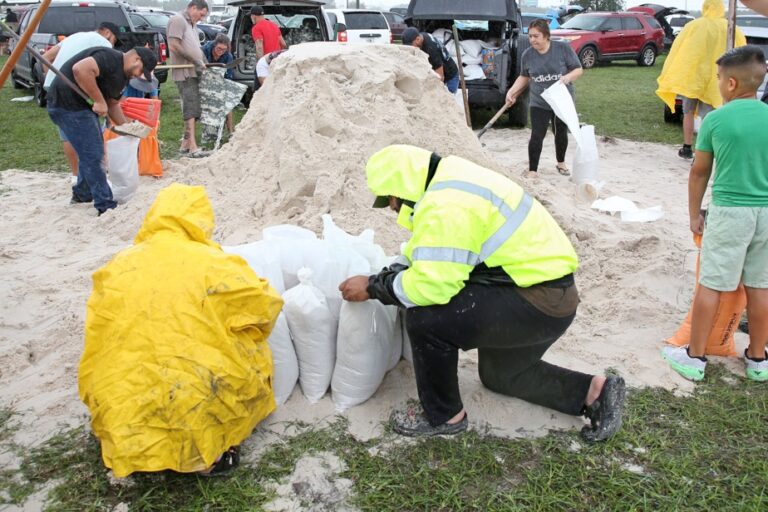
[663,46,768,382]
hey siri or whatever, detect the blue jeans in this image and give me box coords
[48,106,116,212]
[445,74,460,94]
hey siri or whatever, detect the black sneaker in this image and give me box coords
[678,146,693,159]
[70,195,91,205]
[581,375,626,442]
[391,404,468,437]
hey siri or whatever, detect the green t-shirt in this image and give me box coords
[696,99,768,206]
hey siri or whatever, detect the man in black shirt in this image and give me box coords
[47,47,157,215]
[402,27,460,93]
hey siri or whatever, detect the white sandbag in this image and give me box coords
[572,124,600,186]
[223,241,285,294]
[462,64,486,81]
[322,214,387,272]
[262,225,322,289]
[460,39,484,58]
[399,309,413,364]
[282,268,336,403]
[308,245,370,322]
[106,136,140,203]
[267,313,299,405]
[432,28,452,45]
[331,301,399,411]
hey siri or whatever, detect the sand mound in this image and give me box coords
[0,44,752,456]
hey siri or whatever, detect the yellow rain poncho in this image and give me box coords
[656,0,746,110]
[79,184,283,477]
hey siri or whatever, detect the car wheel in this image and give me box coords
[33,80,47,108]
[10,70,26,89]
[578,46,598,69]
[638,45,656,67]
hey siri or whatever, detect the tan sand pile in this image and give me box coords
[0,43,752,465]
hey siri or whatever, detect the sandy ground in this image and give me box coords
[0,44,752,501]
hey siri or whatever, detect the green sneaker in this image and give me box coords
[744,350,768,382]
[662,345,706,381]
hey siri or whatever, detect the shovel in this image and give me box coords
[155,57,245,70]
[476,102,511,140]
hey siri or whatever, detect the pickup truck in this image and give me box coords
[9,1,168,107]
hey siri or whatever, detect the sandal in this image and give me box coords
[391,403,468,437]
[197,446,240,477]
[188,149,211,159]
[556,164,570,176]
[581,376,626,442]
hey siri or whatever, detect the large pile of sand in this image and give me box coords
[0,43,751,455]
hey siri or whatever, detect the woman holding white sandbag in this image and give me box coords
[505,19,582,178]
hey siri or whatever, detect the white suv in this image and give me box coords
[326,9,392,44]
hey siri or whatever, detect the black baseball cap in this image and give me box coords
[373,196,390,208]
[98,21,121,43]
[133,46,157,82]
[401,27,420,46]
[250,6,264,15]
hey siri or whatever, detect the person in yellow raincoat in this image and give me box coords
[656,0,746,160]
[79,183,283,477]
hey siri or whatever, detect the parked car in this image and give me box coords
[521,6,584,33]
[666,13,694,36]
[384,11,407,42]
[627,4,688,49]
[226,0,333,100]
[552,12,664,69]
[326,9,392,44]
[10,1,167,107]
[405,0,530,127]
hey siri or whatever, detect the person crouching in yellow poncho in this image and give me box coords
[656,0,746,160]
[79,184,283,477]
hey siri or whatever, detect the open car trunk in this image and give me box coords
[405,0,529,126]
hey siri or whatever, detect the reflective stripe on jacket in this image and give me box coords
[366,145,578,307]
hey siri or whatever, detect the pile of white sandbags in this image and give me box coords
[223,215,412,411]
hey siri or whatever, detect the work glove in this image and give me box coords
[193,59,206,76]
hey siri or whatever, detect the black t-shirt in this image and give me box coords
[420,32,458,82]
[49,47,127,111]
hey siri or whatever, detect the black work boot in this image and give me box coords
[581,375,626,442]
[678,145,693,159]
[391,403,468,438]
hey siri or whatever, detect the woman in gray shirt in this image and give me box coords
[506,19,583,178]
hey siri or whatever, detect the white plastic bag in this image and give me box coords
[106,136,140,203]
[331,301,399,411]
[223,241,285,294]
[267,313,299,405]
[282,268,336,403]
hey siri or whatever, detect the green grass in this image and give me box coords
[0,54,245,171]
[1,364,767,511]
[577,55,681,145]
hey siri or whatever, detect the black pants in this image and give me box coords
[405,282,592,426]
[528,107,569,172]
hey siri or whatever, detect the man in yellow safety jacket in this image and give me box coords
[339,145,626,440]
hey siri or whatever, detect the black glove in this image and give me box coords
[367,268,404,307]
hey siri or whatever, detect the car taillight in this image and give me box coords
[159,42,167,62]
[338,30,347,43]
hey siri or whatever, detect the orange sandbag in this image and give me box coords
[138,125,162,177]
[120,98,162,128]
[666,234,745,356]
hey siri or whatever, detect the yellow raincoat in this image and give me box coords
[79,184,283,477]
[656,0,746,110]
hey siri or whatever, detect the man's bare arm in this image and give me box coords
[72,57,107,115]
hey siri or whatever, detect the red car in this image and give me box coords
[551,12,664,69]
